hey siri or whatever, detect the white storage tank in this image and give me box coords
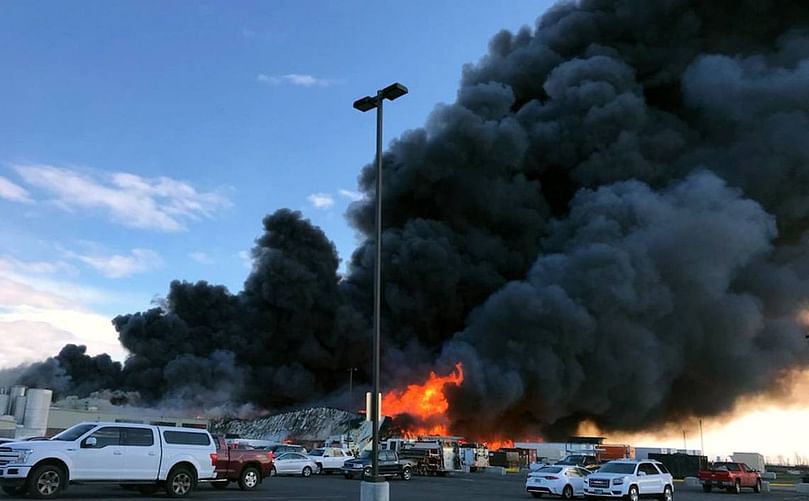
[13,396,27,423]
[0,394,9,416]
[22,389,52,437]
[8,386,26,417]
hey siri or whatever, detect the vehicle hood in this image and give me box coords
[588,473,630,480]
[0,440,66,449]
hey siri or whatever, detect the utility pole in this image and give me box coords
[347,367,358,409]
[699,419,705,455]
[682,429,687,450]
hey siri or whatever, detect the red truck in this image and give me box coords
[211,436,275,491]
[698,462,762,494]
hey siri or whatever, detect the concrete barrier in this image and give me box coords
[761,472,777,481]
[683,477,700,488]
[796,483,809,495]
[761,481,770,493]
[484,466,507,476]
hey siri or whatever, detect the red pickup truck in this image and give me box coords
[211,436,275,491]
[698,462,762,494]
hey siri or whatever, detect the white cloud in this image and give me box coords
[0,256,77,276]
[339,189,365,202]
[307,192,335,209]
[0,176,32,203]
[67,248,163,278]
[257,73,337,87]
[0,320,83,367]
[238,250,252,269]
[14,164,231,232]
[189,251,214,264]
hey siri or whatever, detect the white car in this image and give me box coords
[308,447,352,474]
[0,422,216,498]
[272,452,318,477]
[584,460,674,501]
[526,465,592,498]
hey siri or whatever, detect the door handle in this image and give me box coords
[113,451,123,456]
[148,452,157,456]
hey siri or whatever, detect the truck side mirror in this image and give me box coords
[638,471,647,477]
[82,437,98,448]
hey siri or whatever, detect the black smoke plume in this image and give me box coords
[17,0,809,438]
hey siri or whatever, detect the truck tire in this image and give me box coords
[270,465,277,477]
[754,479,762,493]
[660,485,673,501]
[315,462,323,474]
[703,484,712,493]
[733,480,741,495]
[166,466,196,498]
[1,485,26,497]
[27,463,66,499]
[238,466,260,491]
[401,466,412,481]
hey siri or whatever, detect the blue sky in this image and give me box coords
[0,0,554,365]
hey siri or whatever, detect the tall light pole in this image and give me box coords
[353,82,408,501]
[347,367,359,408]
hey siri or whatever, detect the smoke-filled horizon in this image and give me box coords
[16,0,809,439]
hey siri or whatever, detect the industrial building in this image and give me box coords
[0,386,209,439]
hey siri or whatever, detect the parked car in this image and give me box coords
[0,422,217,499]
[342,450,414,481]
[210,436,274,491]
[584,460,674,501]
[308,447,352,474]
[526,465,592,499]
[271,452,318,477]
[698,462,762,494]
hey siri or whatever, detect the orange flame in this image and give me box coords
[383,363,464,419]
[486,439,514,451]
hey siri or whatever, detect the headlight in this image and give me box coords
[583,479,589,484]
[613,477,625,485]
[14,449,34,464]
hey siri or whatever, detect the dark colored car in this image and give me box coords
[342,450,414,481]
[211,436,275,491]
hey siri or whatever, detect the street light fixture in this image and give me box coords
[353,82,408,498]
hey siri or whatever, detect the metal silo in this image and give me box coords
[8,386,26,417]
[0,394,9,416]
[13,396,27,423]
[22,389,52,437]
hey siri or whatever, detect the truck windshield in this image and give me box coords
[714,463,740,471]
[598,463,636,474]
[559,455,588,464]
[51,424,96,441]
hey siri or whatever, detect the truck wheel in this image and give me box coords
[703,485,712,493]
[166,467,196,498]
[628,485,640,501]
[754,480,762,493]
[239,466,260,491]
[345,473,354,480]
[315,462,323,474]
[733,480,741,495]
[27,464,65,499]
[1,486,26,497]
[211,481,229,490]
[563,485,574,499]
[401,466,412,481]
[270,466,277,477]
[302,466,313,478]
[661,485,673,501]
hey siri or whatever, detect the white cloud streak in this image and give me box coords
[307,192,335,209]
[0,176,32,203]
[67,248,163,278]
[339,189,365,202]
[189,251,214,264]
[257,73,338,87]
[13,164,231,232]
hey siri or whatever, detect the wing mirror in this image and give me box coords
[638,471,647,477]
[82,437,97,448]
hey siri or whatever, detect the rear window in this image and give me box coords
[540,467,563,473]
[163,431,211,446]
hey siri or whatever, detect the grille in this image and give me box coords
[589,479,611,488]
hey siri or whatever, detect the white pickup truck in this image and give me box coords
[308,447,353,474]
[0,422,217,498]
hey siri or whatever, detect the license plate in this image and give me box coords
[595,489,604,494]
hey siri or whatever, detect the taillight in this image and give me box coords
[267,452,274,460]
[545,476,559,480]
[210,452,218,466]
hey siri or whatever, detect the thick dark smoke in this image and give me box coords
[16,0,809,438]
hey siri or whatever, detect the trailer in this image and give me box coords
[397,436,465,476]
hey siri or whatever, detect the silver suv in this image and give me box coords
[584,460,673,501]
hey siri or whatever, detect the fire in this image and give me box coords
[383,363,463,419]
[486,439,514,451]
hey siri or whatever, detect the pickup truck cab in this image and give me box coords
[308,447,352,474]
[698,462,762,494]
[342,450,414,481]
[0,422,216,499]
[584,460,674,501]
[211,436,274,491]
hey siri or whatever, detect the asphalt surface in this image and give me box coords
[5,475,805,501]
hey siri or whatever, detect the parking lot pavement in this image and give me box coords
[14,475,804,501]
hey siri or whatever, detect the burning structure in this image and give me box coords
[13,0,809,442]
